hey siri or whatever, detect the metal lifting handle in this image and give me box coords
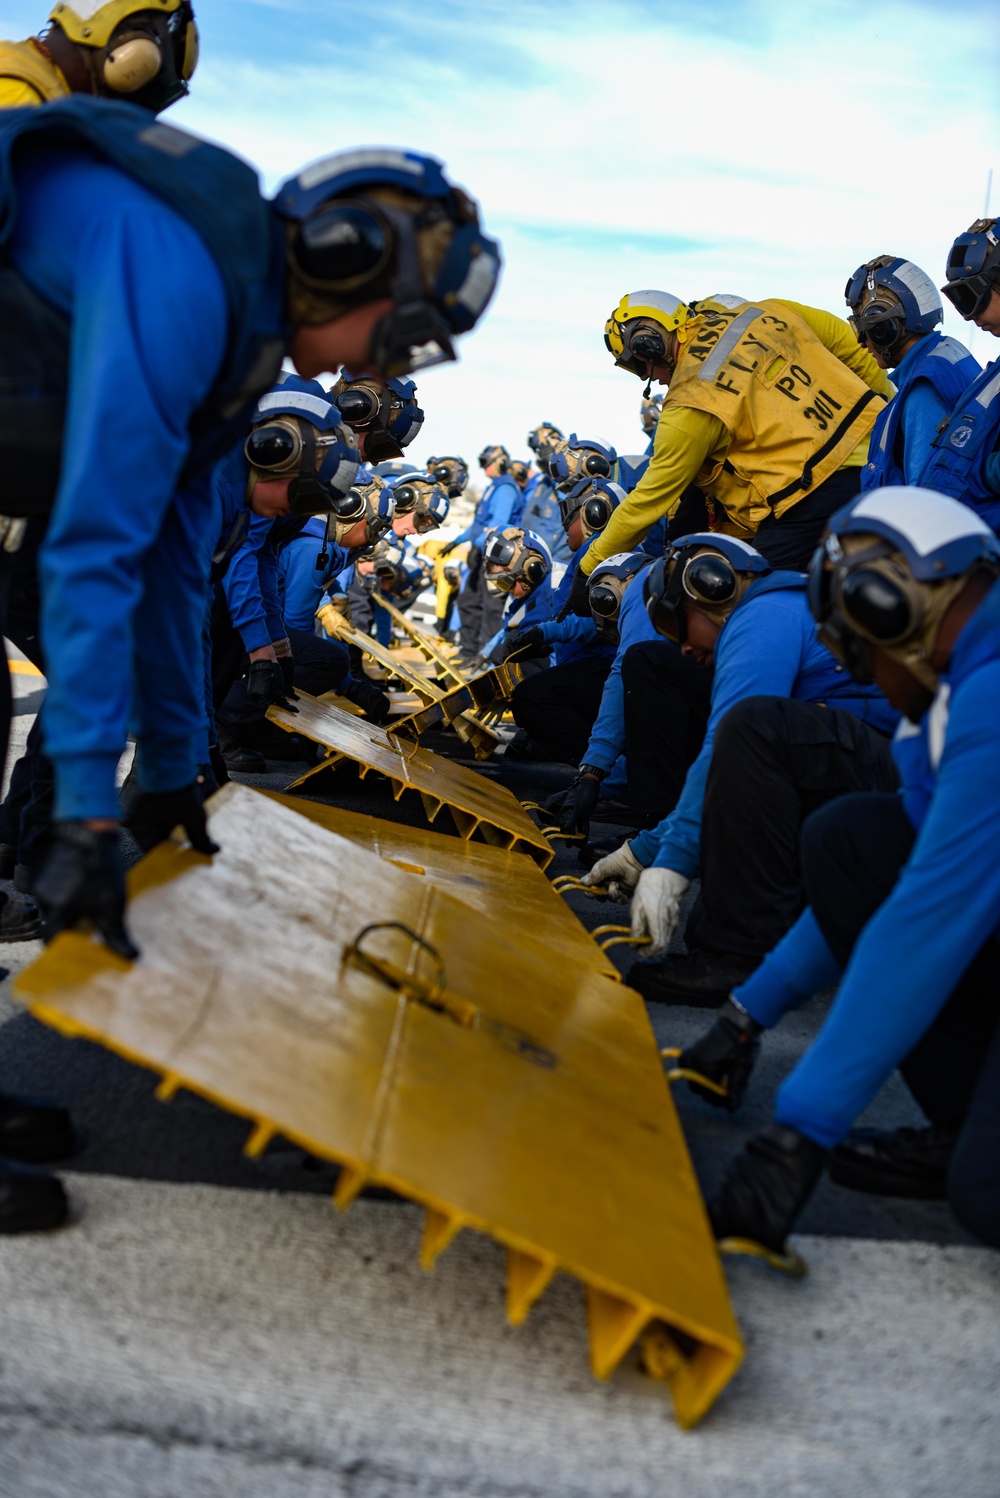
[590,924,653,955]
[550,875,611,898]
[717,1236,809,1278]
[539,826,586,843]
[385,729,420,762]
[345,921,477,1028]
[659,1047,730,1101]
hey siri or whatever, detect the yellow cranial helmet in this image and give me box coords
[49,1,198,108]
[604,289,689,377]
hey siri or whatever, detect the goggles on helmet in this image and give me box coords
[548,438,615,493]
[942,221,1000,320]
[244,416,361,517]
[483,528,548,595]
[325,475,396,546]
[558,478,624,540]
[391,475,449,532]
[427,455,468,497]
[526,423,564,461]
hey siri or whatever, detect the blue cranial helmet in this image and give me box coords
[808,486,1000,692]
[559,477,626,539]
[331,370,425,462]
[245,375,361,514]
[273,149,502,378]
[844,256,942,358]
[549,435,617,493]
[644,533,770,646]
[587,550,650,643]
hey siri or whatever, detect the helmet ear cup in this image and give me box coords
[523,556,546,588]
[584,453,612,477]
[867,316,904,350]
[841,568,914,642]
[684,553,738,604]
[101,35,163,93]
[582,497,612,533]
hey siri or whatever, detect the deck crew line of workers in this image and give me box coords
[0,3,996,1282]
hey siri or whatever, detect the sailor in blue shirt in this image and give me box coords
[703,489,1000,1261]
[507,481,645,778]
[584,533,898,1004]
[477,527,554,664]
[844,256,980,489]
[0,110,501,957]
[520,424,570,563]
[921,218,1000,529]
[450,445,520,659]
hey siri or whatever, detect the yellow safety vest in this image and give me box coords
[666,299,886,527]
[0,39,71,107]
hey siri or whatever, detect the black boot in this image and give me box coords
[629,948,759,1007]
[709,1123,827,1256]
[0,1093,78,1163]
[221,744,268,774]
[0,890,42,943]
[829,1124,956,1200]
[676,999,763,1111]
[0,1157,69,1233]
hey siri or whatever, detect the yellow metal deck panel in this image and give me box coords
[270,694,554,867]
[264,792,618,979]
[15,784,742,1427]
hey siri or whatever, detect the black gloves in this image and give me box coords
[124,783,220,857]
[558,566,592,621]
[34,821,138,961]
[500,626,549,662]
[341,674,392,724]
[438,539,458,557]
[558,769,604,838]
[708,1123,827,1256]
[246,658,298,713]
[678,998,763,1112]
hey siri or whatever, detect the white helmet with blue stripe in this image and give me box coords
[809,486,1000,692]
[245,374,361,514]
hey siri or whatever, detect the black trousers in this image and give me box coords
[689,696,898,959]
[621,640,713,827]
[802,793,1000,1246]
[211,590,350,748]
[752,467,862,572]
[510,654,612,765]
[456,547,505,659]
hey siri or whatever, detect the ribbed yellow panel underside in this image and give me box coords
[269,695,553,867]
[14,784,742,1427]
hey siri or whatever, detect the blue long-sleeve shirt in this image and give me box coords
[772,579,1000,1147]
[581,562,658,774]
[222,513,311,651]
[8,148,229,817]
[629,577,898,876]
[277,518,352,633]
[482,573,556,662]
[520,474,572,563]
[453,474,520,548]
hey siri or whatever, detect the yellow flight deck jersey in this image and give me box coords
[581,300,896,573]
[0,38,71,107]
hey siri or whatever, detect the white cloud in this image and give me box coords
[2,0,996,467]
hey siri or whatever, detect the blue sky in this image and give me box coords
[3,0,999,470]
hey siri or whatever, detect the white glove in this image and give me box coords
[581,841,644,903]
[630,868,690,958]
